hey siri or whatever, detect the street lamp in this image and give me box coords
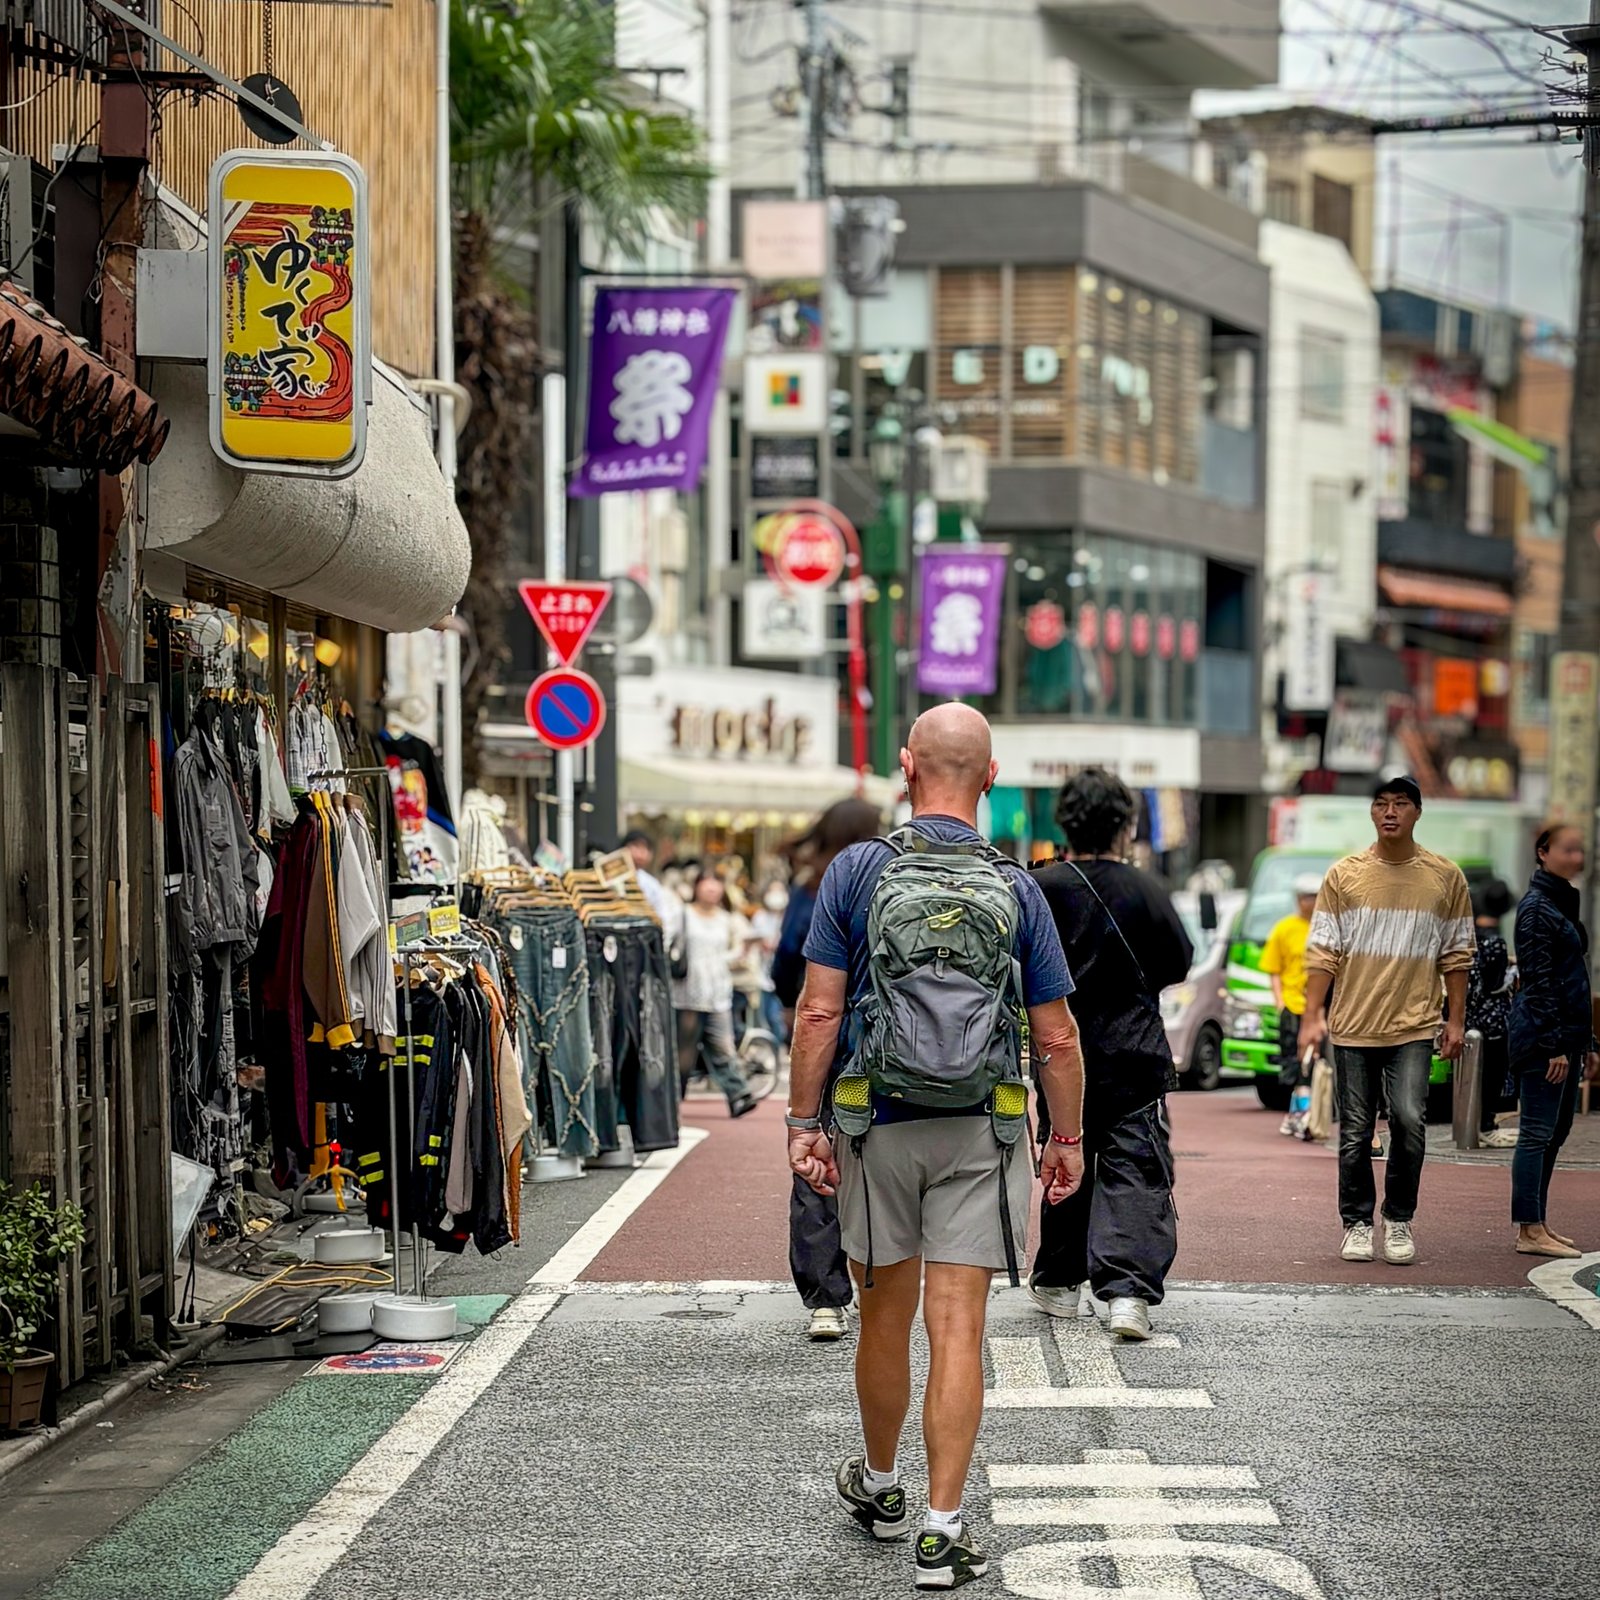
[870,414,906,490]
[867,414,909,778]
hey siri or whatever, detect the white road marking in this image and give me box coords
[1003,1538,1328,1600]
[529,1127,709,1285]
[986,1320,1212,1410]
[990,1465,1259,1490]
[1526,1251,1600,1332]
[224,1132,708,1600]
[994,1497,1278,1528]
[996,1451,1324,1599]
[224,1292,562,1600]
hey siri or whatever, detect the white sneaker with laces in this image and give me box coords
[1383,1219,1416,1265]
[807,1306,850,1341]
[1341,1222,1375,1262]
[1028,1279,1089,1319]
[1107,1297,1152,1341]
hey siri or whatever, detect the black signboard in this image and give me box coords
[750,434,821,502]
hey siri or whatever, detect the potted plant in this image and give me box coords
[0,1183,86,1431]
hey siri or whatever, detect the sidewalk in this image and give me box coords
[1428,1100,1600,1168]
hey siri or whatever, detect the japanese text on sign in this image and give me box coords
[208,150,370,477]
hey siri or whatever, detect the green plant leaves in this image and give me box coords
[0,1183,86,1369]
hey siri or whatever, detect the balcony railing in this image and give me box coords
[1200,648,1255,735]
[1377,519,1517,584]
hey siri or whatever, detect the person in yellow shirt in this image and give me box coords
[1261,874,1321,1133]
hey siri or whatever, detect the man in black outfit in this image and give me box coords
[1029,767,1193,1340]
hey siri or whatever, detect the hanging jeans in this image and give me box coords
[1511,1060,1583,1224]
[676,1009,749,1109]
[501,906,598,1160]
[587,922,681,1153]
[1033,1098,1178,1306]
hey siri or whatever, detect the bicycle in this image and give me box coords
[683,1007,783,1104]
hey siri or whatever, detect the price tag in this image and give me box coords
[510,925,524,950]
[552,945,568,969]
[428,903,462,938]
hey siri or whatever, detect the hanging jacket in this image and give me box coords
[303,795,360,1051]
[172,726,261,961]
[1508,869,1595,1067]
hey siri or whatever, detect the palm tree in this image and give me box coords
[450,0,711,781]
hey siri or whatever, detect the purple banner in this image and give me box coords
[917,547,1008,697]
[573,287,735,498]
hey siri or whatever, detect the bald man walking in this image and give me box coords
[788,705,1086,1589]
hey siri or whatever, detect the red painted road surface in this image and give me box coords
[585,1087,1600,1290]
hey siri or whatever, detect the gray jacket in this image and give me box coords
[173,727,261,968]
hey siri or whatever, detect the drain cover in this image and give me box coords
[662,1307,734,1321]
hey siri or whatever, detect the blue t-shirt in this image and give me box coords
[803,815,1074,1119]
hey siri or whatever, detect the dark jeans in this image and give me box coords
[1511,1062,1583,1224]
[1032,1098,1178,1305]
[675,1009,749,1109]
[1278,1008,1305,1085]
[1334,1040,1432,1225]
[790,1173,851,1309]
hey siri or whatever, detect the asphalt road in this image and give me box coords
[16,1086,1600,1600]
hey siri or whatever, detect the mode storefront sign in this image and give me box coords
[208,149,371,477]
[618,667,837,767]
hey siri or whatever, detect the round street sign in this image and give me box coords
[525,668,606,751]
[773,514,846,589]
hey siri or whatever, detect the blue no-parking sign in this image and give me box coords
[524,668,607,751]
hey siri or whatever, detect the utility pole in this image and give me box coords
[1553,2,1600,960]
[802,0,827,201]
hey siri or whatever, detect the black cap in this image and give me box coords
[1372,774,1422,808]
[620,827,654,850]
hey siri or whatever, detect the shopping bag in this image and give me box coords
[1307,1053,1335,1142]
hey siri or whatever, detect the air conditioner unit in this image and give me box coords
[0,147,51,297]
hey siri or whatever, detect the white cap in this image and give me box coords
[1293,873,1323,898]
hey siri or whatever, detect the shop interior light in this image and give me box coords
[762,811,784,828]
[683,810,704,827]
[713,811,733,827]
[246,623,270,660]
[314,637,343,668]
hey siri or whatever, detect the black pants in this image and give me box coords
[1032,1098,1178,1306]
[789,1174,852,1309]
[1334,1041,1431,1226]
[1478,1033,1510,1133]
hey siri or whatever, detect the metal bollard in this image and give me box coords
[1453,1028,1483,1151]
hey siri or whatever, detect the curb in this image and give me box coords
[0,1323,227,1486]
[1526,1251,1600,1331]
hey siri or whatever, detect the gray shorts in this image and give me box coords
[836,1114,1033,1272]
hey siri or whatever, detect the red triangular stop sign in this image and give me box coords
[518,580,613,666]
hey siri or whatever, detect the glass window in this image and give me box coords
[934,267,1003,456]
[994,532,1201,726]
[1301,328,1346,422]
[1514,628,1555,726]
[1309,479,1345,575]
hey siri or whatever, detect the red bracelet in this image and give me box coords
[1050,1132,1082,1147]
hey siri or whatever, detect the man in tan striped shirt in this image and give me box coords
[1299,775,1474,1267]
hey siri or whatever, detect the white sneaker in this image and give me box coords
[1481,1128,1519,1148]
[1028,1279,1086,1319]
[1383,1219,1416,1265]
[1341,1222,1375,1262]
[807,1306,849,1341]
[1107,1297,1152,1341]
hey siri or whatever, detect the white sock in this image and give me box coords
[862,1460,899,1494]
[924,1507,963,1534]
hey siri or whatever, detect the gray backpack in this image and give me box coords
[834,828,1027,1131]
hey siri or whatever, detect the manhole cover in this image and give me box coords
[662,1307,734,1321]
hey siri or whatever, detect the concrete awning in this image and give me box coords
[144,360,469,633]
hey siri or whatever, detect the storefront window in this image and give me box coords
[987,532,1203,726]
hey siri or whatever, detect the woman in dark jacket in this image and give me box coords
[1507,823,1597,1259]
